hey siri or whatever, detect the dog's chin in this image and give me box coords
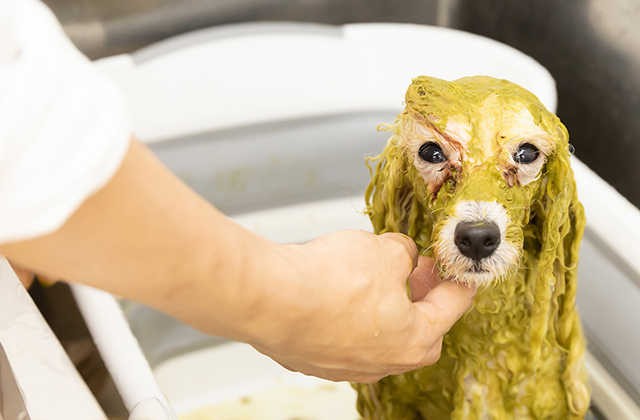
[448,269,499,286]
[440,260,514,286]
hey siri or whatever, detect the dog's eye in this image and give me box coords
[418,142,446,164]
[513,143,540,164]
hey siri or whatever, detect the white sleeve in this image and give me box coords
[0,0,131,244]
[0,0,18,62]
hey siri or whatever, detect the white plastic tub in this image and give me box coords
[72,22,640,420]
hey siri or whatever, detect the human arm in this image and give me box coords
[0,138,476,383]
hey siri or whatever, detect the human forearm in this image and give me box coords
[0,139,278,340]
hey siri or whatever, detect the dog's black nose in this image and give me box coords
[454,221,501,261]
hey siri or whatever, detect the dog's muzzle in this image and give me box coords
[454,221,501,261]
[433,200,520,284]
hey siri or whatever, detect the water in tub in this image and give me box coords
[179,381,358,420]
[154,341,360,420]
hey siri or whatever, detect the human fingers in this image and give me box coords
[408,256,442,302]
[413,280,477,338]
[256,348,386,384]
[296,366,385,384]
[378,232,418,279]
[9,261,35,289]
[421,336,444,367]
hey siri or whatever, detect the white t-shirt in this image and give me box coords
[0,0,130,244]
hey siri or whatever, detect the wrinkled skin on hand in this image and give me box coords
[248,230,475,384]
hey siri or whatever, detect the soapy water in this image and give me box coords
[179,382,359,420]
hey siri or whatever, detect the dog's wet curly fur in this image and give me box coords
[353,76,590,419]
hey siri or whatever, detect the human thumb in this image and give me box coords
[413,280,476,336]
[408,256,442,302]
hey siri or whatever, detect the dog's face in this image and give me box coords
[367,76,576,286]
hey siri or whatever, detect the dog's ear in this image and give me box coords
[364,124,419,236]
[529,122,590,416]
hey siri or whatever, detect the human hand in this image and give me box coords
[9,261,36,288]
[244,230,477,383]
[8,261,56,289]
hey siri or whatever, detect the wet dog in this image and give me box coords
[354,76,590,420]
